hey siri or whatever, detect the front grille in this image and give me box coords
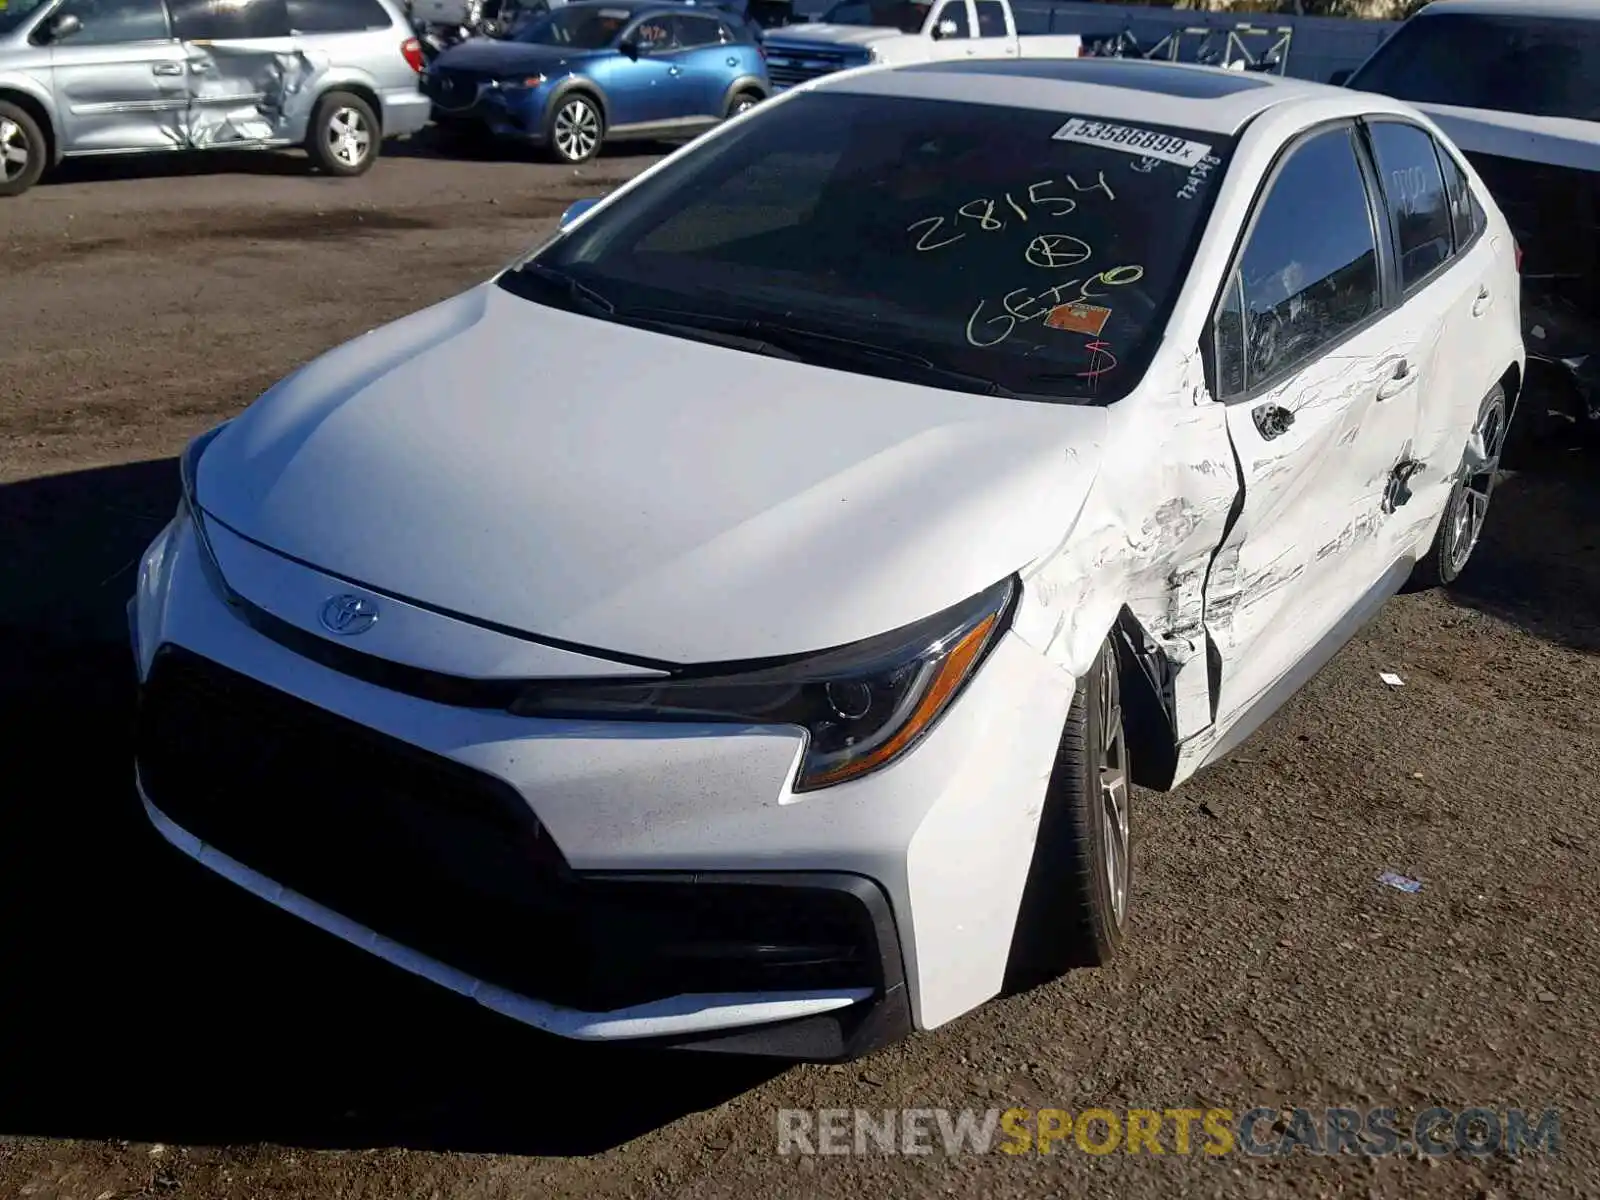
[762,44,860,88]
[425,68,487,111]
[136,646,888,1012]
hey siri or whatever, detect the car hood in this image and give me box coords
[432,38,604,75]
[197,283,1108,665]
[763,24,902,48]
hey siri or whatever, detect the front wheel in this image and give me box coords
[1408,381,1509,590]
[0,101,46,197]
[306,91,380,177]
[544,94,602,164]
[1004,634,1131,993]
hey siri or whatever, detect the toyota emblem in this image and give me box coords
[319,593,379,636]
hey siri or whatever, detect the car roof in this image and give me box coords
[808,57,1409,137]
[1410,0,1600,17]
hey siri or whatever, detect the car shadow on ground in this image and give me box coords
[44,149,318,188]
[390,127,677,163]
[1447,421,1600,656]
[0,459,782,1157]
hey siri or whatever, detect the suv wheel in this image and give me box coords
[545,94,602,164]
[0,102,46,197]
[725,89,761,119]
[306,91,380,177]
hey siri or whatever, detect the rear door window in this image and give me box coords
[973,0,1005,37]
[672,12,724,48]
[1365,120,1454,290]
[169,0,291,37]
[1432,137,1477,251]
[1346,13,1600,121]
[286,0,392,32]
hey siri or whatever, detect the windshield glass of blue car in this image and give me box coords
[516,4,634,47]
[501,92,1234,403]
[819,0,928,32]
[1346,13,1600,121]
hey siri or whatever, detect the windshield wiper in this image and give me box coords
[630,309,1019,397]
[510,261,616,317]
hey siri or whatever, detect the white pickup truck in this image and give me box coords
[760,0,1082,90]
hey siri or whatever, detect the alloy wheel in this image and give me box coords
[325,107,372,169]
[1098,642,1130,928]
[554,99,599,161]
[1446,391,1507,576]
[0,118,30,185]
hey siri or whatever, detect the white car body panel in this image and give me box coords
[765,0,1081,74]
[131,61,1526,1052]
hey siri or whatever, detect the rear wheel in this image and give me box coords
[1004,634,1131,992]
[0,101,46,197]
[725,89,762,119]
[1409,382,1508,590]
[544,93,602,164]
[306,91,380,177]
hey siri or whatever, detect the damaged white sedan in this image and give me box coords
[130,57,1524,1061]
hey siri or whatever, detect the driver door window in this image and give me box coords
[1230,125,1381,391]
[628,14,676,52]
[38,0,169,44]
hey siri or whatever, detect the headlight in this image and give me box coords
[510,576,1016,791]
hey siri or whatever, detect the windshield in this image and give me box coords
[515,4,633,47]
[818,0,928,33]
[0,0,55,36]
[1347,13,1600,121]
[502,92,1233,403]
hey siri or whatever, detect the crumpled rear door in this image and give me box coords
[181,41,329,147]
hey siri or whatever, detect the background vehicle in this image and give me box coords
[422,0,768,162]
[131,58,1523,1062]
[1341,0,1600,436]
[0,0,429,196]
[759,0,1079,90]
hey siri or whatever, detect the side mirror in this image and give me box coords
[932,17,956,38]
[43,12,84,41]
[559,197,599,228]
[1329,67,1352,86]
[618,36,639,57]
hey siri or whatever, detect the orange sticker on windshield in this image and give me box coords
[1044,302,1111,336]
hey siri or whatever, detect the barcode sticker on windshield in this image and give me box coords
[1052,119,1212,168]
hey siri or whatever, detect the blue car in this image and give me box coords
[422,0,771,163]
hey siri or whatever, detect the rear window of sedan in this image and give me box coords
[508,90,1235,403]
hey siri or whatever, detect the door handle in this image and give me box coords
[153,61,183,76]
[1252,403,1295,440]
[1472,285,1490,317]
[726,56,738,66]
[1376,358,1416,401]
[668,65,682,75]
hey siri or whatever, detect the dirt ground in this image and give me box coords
[2,137,1598,1200]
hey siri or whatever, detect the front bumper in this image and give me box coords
[423,74,549,139]
[129,511,1076,1058]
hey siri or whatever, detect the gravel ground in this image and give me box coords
[1,139,1598,1200]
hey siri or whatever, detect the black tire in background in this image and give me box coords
[725,89,762,119]
[306,91,381,177]
[0,101,47,198]
[1003,634,1132,993]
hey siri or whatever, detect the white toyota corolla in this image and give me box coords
[131,57,1524,1061]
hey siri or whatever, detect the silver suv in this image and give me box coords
[0,0,431,196]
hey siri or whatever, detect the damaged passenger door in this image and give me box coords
[37,0,190,154]
[1204,122,1424,735]
[167,0,301,148]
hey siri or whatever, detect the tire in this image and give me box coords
[306,91,380,177]
[1407,381,1508,591]
[725,89,762,120]
[1003,633,1131,993]
[0,101,47,198]
[543,92,603,164]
